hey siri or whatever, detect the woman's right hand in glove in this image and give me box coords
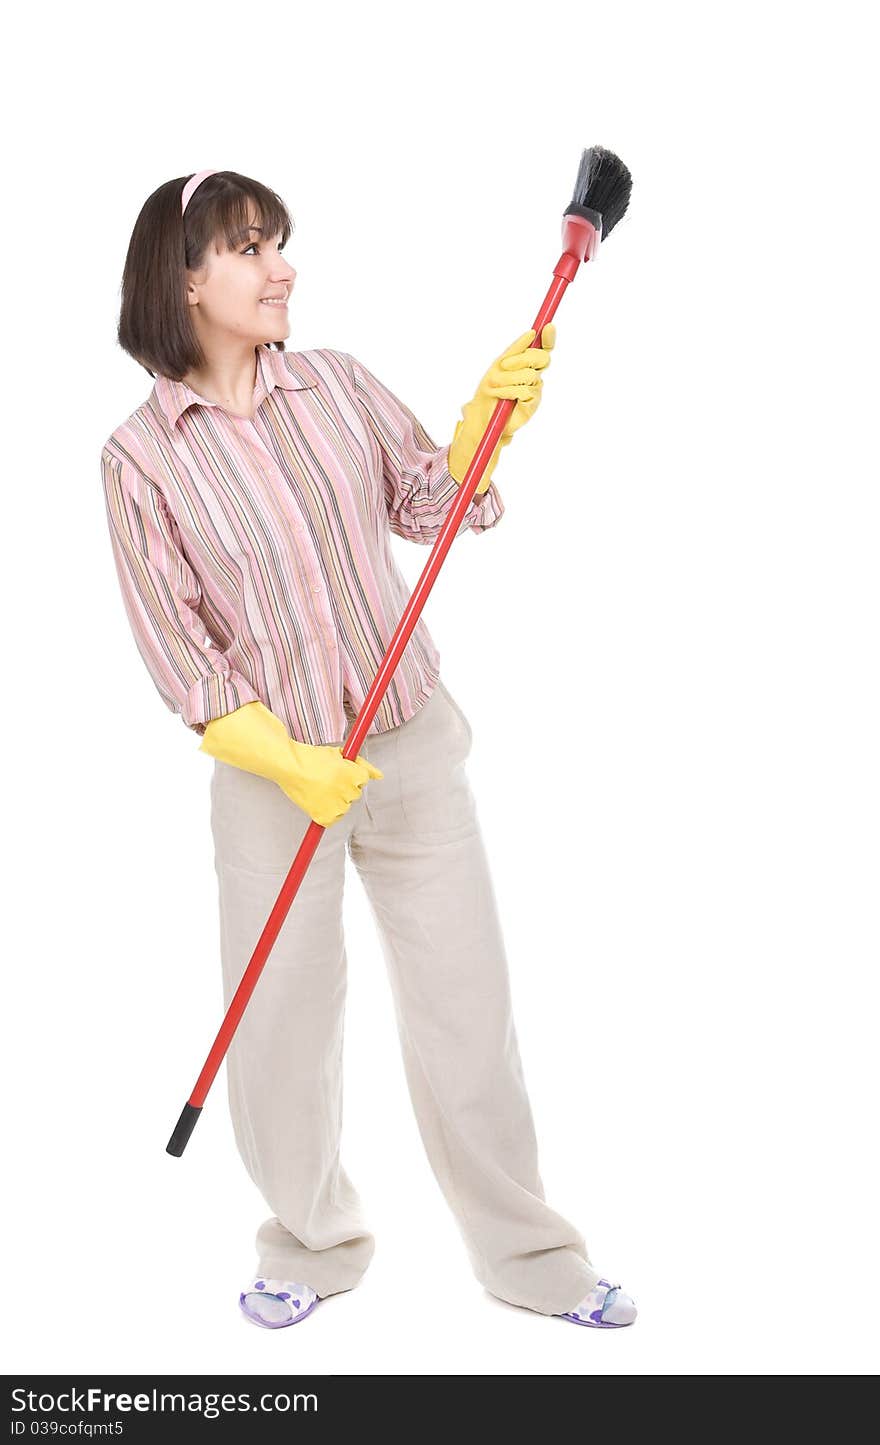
[199,700,383,828]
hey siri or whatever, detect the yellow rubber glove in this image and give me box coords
[448,324,556,494]
[199,700,383,828]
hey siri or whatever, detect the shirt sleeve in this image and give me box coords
[100,446,260,735]
[342,352,505,544]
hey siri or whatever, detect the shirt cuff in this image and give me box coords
[437,443,506,536]
[182,672,262,736]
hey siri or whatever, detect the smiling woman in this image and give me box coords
[101,161,634,1339]
[117,169,297,383]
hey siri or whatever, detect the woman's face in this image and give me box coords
[185,208,297,348]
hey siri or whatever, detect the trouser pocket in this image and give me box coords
[436,678,474,749]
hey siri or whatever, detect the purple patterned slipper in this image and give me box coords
[558,1279,637,1328]
[239,1277,320,1329]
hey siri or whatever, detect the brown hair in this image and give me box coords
[116,171,295,381]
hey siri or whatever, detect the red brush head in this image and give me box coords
[561,212,601,263]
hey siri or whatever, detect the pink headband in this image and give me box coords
[181,169,218,215]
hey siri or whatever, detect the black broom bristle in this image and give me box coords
[565,146,632,240]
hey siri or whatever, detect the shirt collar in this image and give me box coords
[152,344,318,432]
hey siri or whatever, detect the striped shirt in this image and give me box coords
[100,344,504,744]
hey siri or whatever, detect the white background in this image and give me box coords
[3,0,877,1378]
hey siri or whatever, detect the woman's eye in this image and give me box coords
[243,242,285,255]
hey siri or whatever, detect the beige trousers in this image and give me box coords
[210,676,600,1315]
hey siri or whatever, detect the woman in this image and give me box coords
[101,168,636,1332]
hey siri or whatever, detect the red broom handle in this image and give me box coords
[167,242,591,1155]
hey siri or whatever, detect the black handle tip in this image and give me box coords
[166,1102,202,1156]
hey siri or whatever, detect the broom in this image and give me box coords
[167,144,633,1156]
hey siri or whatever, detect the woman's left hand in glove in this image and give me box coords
[448,324,556,494]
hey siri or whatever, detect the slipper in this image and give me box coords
[558,1279,637,1328]
[239,1277,320,1329]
